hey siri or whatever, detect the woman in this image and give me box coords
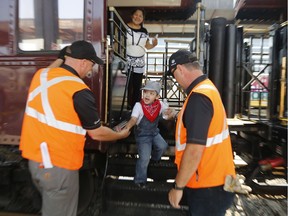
[126,8,158,109]
[48,46,68,68]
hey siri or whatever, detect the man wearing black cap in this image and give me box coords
[167,49,235,215]
[20,40,130,216]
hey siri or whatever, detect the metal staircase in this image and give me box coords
[101,116,188,215]
[101,148,188,215]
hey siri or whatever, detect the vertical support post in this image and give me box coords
[223,24,237,118]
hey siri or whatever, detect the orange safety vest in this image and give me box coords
[175,79,235,188]
[20,68,90,170]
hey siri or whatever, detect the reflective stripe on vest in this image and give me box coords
[193,84,217,91]
[25,68,86,135]
[175,83,228,150]
[175,108,186,151]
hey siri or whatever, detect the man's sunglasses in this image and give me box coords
[170,65,177,78]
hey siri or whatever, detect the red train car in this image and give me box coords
[0,0,135,148]
[0,0,129,214]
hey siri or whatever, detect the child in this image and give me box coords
[125,81,168,188]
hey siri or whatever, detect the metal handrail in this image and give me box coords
[108,7,128,60]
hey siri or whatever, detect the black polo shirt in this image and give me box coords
[61,64,101,130]
[183,75,213,145]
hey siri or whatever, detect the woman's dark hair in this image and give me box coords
[130,7,146,20]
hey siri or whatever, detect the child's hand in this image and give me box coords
[113,120,128,132]
[163,107,177,120]
[118,127,131,139]
[113,125,122,132]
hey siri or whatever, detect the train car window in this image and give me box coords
[18,0,84,51]
[0,1,10,54]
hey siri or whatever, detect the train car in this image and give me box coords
[0,0,287,215]
[0,0,129,215]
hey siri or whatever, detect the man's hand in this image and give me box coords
[168,188,183,209]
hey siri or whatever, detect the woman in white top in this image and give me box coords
[126,8,158,109]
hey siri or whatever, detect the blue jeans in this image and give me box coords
[185,185,235,216]
[134,133,168,183]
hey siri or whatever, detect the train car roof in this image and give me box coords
[109,0,287,36]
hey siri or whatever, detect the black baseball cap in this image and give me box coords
[65,40,104,65]
[168,49,197,75]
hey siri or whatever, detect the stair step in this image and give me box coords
[104,178,187,205]
[101,200,188,216]
[105,178,172,203]
[103,178,188,216]
[107,157,177,180]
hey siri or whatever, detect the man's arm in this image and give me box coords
[168,143,205,209]
[175,143,205,187]
[87,125,130,141]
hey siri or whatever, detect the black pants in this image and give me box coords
[128,72,143,109]
[185,185,235,216]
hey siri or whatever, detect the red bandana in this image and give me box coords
[140,99,161,122]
